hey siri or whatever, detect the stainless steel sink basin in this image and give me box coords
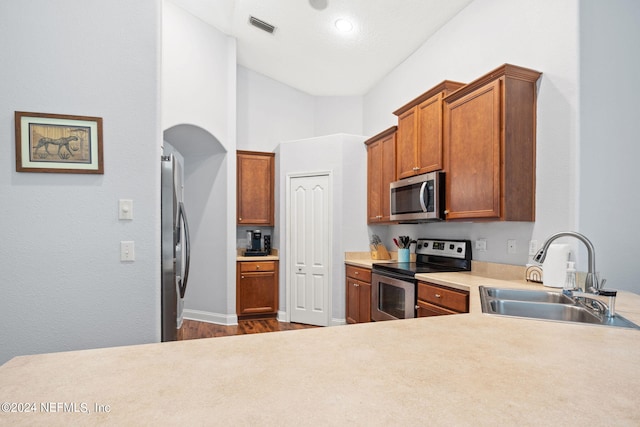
[487,300,602,324]
[479,286,640,330]
[484,288,574,304]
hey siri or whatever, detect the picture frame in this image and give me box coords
[15,111,103,174]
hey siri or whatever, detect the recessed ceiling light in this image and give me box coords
[334,18,353,33]
[309,0,328,11]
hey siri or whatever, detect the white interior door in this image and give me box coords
[288,173,331,326]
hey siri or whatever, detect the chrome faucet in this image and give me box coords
[533,231,617,318]
[533,231,600,291]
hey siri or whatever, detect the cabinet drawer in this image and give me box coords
[417,282,469,313]
[417,300,457,317]
[345,265,371,283]
[239,261,276,273]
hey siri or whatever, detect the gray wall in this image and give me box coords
[363,0,580,267]
[579,0,640,291]
[162,1,238,325]
[276,135,367,322]
[0,0,161,364]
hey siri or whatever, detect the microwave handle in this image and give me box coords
[419,181,428,212]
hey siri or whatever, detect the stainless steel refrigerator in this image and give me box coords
[161,154,190,341]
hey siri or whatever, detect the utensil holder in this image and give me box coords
[398,248,410,263]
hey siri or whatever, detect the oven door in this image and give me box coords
[371,273,416,321]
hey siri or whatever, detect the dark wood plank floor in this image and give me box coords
[179,318,319,340]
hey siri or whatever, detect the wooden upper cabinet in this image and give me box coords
[365,126,397,224]
[237,150,275,225]
[394,81,466,179]
[443,64,542,221]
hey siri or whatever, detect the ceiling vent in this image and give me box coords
[249,16,276,34]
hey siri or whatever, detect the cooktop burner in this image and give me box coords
[373,262,464,275]
[372,238,472,278]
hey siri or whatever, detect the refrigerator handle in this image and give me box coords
[178,201,190,299]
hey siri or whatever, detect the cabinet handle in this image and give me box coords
[354,272,359,275]
[413,167,419,171]
[239,217,242,221]
[354,283,359,287]
[241,275,245,279]
[435,293,441,298]
[256,265,261,269]
[444,210,449,215]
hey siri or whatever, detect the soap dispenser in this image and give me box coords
[563,261,577,291]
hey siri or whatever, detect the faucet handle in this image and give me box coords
[597,288,617,297]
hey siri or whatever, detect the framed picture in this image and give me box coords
[15,111,103,174]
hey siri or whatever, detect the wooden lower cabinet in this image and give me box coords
[345,265,372,324]
[417,281,469,317]
[237,260,278,319]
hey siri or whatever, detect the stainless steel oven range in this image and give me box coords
[371,239,472,321]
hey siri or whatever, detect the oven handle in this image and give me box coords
[371,270,417,284]
[419,181,428,212]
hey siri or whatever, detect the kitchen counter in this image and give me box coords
[2,269,640,425]
[236,249,279,262]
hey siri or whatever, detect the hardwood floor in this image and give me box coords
[179,318,319,340]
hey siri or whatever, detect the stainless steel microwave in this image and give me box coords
[390,171,445,222]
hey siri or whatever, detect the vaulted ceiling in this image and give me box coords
[169,0,474,96]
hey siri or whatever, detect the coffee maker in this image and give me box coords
[245,230,268,256]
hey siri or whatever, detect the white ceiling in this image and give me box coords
[169,0,474,96]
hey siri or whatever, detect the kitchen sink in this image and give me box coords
[479,286,640,330]
[484,288,574,304]
[487,300,601,324]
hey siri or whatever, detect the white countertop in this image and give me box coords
[1,265,639,425]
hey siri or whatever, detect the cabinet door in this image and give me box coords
[346,278,360,324]
[346,278,371,324]
[237,271,277,316]
[366,130,396,224]
[358,282,371,323]
[237,151,275,225]
[396,107,418,179]
[367,139,383,223]
[380,133,396,222]
[416,93,444,174]
[445,79,502,220]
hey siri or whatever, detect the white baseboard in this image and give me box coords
[183,309,238,326]
[331,317,346,326]
[277,310,287,322]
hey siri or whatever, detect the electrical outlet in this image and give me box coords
[507,239,517,254]
[529,240,538,256]
[475,239,487,252]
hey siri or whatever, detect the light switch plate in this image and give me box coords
[120,241,135,261]
[119,199,133,220]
